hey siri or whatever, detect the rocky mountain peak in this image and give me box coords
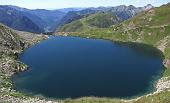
[144,4,154,10]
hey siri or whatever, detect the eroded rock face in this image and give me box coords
[166,58,170,68]
[0,25,26,52]
[164,58,170,69]
[0,23,47,76]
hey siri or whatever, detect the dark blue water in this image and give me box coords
[12,36,164,99]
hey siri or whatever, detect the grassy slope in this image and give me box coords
[58,12,117,32]
[58,3,170,103]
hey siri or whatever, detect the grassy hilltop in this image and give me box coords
[58,12,119,32]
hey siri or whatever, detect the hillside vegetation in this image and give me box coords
[58,12,118,32]
[57,4,152,32]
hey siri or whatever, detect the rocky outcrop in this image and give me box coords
[0,23,53,103]
[165,58,170,69]
[0,96,59,103]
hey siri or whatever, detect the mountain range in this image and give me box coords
[0,6,44,33]
[0,4,153,33]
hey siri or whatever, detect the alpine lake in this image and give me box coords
[12,36,164,99]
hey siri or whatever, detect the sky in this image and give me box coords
[0,0,170,9]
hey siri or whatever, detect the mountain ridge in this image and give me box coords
[57,4,153,32]
[0,4,153,33]
[0,5,44,33]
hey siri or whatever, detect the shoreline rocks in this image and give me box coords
[0,24,56,103]
[166,58,170,68]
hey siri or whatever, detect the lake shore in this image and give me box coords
[0,30,59,103]
[1,33,170,103]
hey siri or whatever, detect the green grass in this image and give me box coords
[63,97,125,103]
[85,12,117,28]
[134,91,170,103]
[61,90,170,103]
[58,12,118,32]
[59,20,84,32]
